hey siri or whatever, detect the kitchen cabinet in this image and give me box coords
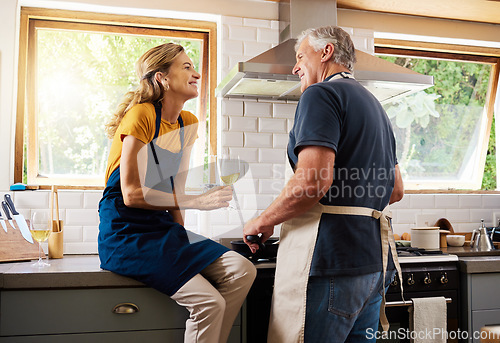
[0,257,241,343]
[459,257,500,343]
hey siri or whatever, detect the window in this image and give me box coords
[375,42,500,191]
[16,8,217,188]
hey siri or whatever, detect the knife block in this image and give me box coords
[0,219,40,262]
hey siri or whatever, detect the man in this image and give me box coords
[243,26,404,342]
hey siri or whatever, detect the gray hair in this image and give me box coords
[295,26,356,72]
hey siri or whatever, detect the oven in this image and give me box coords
[380,255,460,343]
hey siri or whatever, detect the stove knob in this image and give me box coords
[424,272,432,285]
[390,276,398,287]
[407,273,415,286]
[440,272,448,284]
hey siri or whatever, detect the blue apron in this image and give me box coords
[98,102,229,296]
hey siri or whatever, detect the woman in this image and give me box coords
[98,43,256,343]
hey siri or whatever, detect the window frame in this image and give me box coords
[375,39,500,193]
[16,7,218,189]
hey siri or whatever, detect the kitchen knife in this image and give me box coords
[4,194,34,244]
[2,201,15,230]
[0,204,7,232]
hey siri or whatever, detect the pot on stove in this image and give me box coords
[230,237,279,261]
[411,227,440,250]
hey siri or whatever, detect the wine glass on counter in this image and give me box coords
[30,211,51,267]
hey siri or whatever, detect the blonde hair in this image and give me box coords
[296,26,356,72]
[105,43,185,139]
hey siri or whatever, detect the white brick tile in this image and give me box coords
[455,223,477,233]
[83,226,99,242]
[273,103,297,118]
[222,99,244,116]
[63,226,83,242]
[228,209,259,225]
[481,194,500,208]
[247,163,274,179]
[221,115,229,131]
[392,223,411,236]
[222,24,229,40]
[229,116,258,132]
[66,209,99,226]
[469,210,494,226]
[223,40,243,56]
[389,194,410,209]
[244,132,273,148]
[257,28,279,44]
[259,118,287,133]
[243,18,271,28]
[30,208,65,222]
[234,178,258,194]
[287,119,294,131]
[228,55,246,68]
[394,209,421,225]
[273,164,286,180]
[339,26,354,35]
[55,191,83,209]
[351,36,369,53]
[222,16,243,26]
[228,148,259,163]
[273,133,289,148]
[409,194,435,209]
[229,26,257,41]
[207,209,229,225]
[434,194,459,209]
[14,191,49,209]
[64,242,98,254]
[243,194,274,210]
[259,148,286,163]
[84,191,103,209]
[244,102,272,117]
[259,179,284,195]
[353,28,374,38]
[184,210,198,226]
[270,20,279,30]
[223,131,244,147]
[444,209,470,224]
[244,41,273,57]
[458,195,482,209]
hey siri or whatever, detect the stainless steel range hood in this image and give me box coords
[216,0,434,103]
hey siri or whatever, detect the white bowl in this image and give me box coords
[446,235,465,247]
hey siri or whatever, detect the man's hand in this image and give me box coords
[243,217,275,253]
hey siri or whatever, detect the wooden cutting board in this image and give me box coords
[0,220,41,263]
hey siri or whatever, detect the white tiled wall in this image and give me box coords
[5,16,500,254]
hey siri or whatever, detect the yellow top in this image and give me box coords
[104,103,199,183]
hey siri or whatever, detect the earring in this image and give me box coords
[164,79,169,91]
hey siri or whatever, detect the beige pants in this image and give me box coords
[171,251,256,343]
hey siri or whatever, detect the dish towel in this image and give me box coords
[409,297,447,343]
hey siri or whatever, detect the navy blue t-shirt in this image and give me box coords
[287,73,397,276]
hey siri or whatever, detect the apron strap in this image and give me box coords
[149,102,185,198]
[322,205,405,331]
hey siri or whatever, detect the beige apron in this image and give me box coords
[267,203,404,343]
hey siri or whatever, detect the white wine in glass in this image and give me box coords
[218,155,242,209]
[30,211,51,267]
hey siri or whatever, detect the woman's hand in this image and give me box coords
[195,185,233,210]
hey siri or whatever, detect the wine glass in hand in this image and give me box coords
[30,211,51,267]
[217,154,241,209]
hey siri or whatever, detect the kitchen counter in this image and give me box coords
[442,245,500,257]
[0,255,144,289]
[458,255,500,273]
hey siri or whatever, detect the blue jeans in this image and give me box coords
[304,270,395,343]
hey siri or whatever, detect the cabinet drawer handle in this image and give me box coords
[112,303,140,314]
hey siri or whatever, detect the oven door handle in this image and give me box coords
[385,297,452,308]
